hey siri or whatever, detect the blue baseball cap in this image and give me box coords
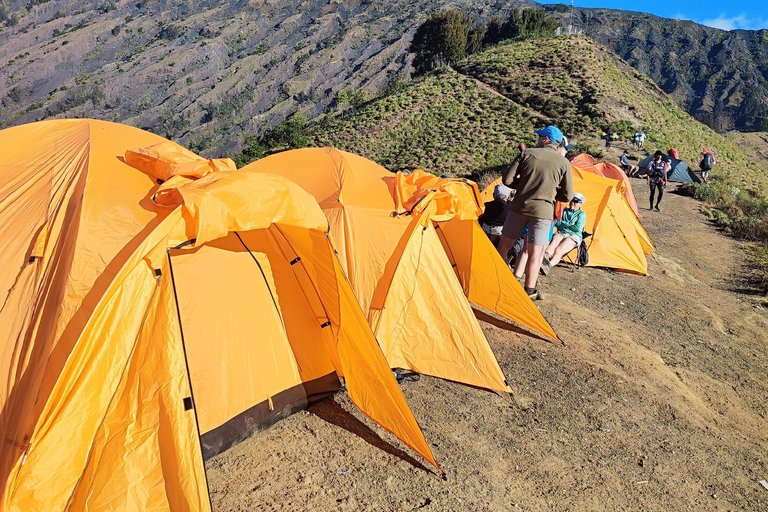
[534,126,564,145]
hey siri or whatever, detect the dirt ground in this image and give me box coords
[206,177,768,511]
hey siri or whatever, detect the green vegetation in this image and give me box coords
[410,8,561,76]
[239,35,768,289]
[682,183,768,291]
[233,113,309,167]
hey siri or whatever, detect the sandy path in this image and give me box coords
[207,181,768,511]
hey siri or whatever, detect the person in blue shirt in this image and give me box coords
[620,150,639,177]
[540,193,587,275]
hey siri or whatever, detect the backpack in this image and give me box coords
[648,161,666,179]
[577,240,589,267]
[700,153,714,171]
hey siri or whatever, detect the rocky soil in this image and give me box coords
[206,175,768,510]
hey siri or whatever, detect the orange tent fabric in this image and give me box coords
[479,176,503,204]
[571,154,640,217]
[566,163,654,274]
[479,168,654,274]
[243,148,557,389]
[0,120,436,512]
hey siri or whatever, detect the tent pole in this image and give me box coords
[166,248,213,506]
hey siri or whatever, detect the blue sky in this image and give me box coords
[539,0,768,30]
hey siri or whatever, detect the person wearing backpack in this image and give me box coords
[646,150,669,211]
[699,149,716,184]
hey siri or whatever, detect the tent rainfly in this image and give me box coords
[243,148,558,392]
[0,120,438,512]
[637,154,700,183]
[569,153,641,217]
[480,166,654,274]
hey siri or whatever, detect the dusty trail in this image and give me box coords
[207,181,768,511]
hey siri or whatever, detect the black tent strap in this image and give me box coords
[173,239,197,250]
[320,321,331,328]
[289,257,301,265]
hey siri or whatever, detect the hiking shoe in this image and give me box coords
[526,288,544,301]
[540,260,551,276]
[655,206,661,211]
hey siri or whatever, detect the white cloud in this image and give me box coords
[698,13,768,31]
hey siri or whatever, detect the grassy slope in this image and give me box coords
[309,36,768,193]
[310,67,547,176]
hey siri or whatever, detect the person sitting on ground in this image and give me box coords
[699,149,716,184]
[620,150,640,177]
[646,150,669,211]
[479,183,513,246]
[541,193,586,275]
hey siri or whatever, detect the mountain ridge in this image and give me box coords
[0,0,766,156]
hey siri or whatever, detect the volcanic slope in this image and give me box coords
[309,36,767,191]
[0,0,535,155]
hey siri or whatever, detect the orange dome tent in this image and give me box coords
[570,153,641,217]
[566,162,654,274]
[480,167,653,274]
[0,120,437,512]
[243,148,557,392]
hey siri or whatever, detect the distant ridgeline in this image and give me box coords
[542,5,768,132]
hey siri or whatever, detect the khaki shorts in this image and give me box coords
[557,233,581,245]
[502,212,552,246]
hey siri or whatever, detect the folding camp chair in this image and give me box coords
[564,231,593,271]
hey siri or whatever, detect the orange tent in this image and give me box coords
[479,169,653,274]
[571,153,640,217]
[243,148,557,391]
[480,176,503,204]
[567,163,654,274]
[0,120,436,512]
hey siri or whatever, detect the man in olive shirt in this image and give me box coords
[496,126,574,300]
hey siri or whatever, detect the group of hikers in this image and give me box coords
[480,124,717,299]
[620,145,716,210]
[603,130,646,150]
[479,125,580,301]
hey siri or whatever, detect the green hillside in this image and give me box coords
[307,36,767,194]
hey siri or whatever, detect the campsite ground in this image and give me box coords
[206,179,768,511]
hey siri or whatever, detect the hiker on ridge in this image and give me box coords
[620,150,640,177]
[646,150,669,211]
[496,125,574,300]
[633,130,645,149]
[604,131,613,149]
[541,192,586,275]
[699,149,716,184]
